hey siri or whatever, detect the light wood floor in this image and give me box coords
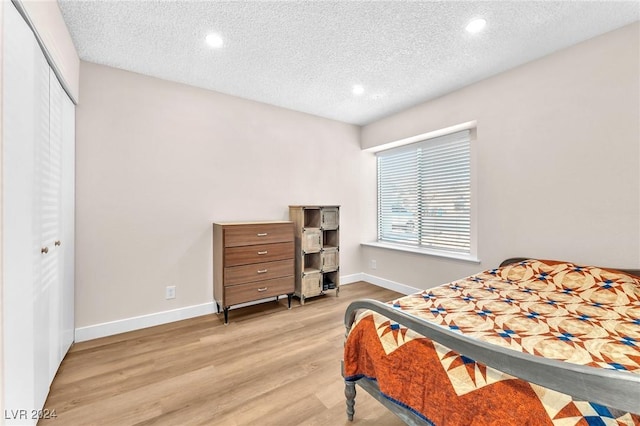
[40,282,406,426]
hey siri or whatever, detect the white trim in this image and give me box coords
[363,120,477,153]
[74,302,216,342]
[362,241,481,264]
[340,273,366,285]
[469,127,479,258]
[360,273,422,295]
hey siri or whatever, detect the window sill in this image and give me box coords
[361,241,481,264]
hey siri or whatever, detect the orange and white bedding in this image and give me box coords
[344,259,640,425]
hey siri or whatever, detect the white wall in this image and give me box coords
[76,21,640,336]
[75,62,368,331]
[360,22,640,290]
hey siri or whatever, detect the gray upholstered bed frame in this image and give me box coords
[342,258,640,424]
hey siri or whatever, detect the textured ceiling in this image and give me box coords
[58,1,639,125]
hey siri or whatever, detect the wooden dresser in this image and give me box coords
[213,221,295,324]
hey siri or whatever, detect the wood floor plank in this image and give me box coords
[39,282,405,425]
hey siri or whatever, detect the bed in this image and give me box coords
[343,258,640,425]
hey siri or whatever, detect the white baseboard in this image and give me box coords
[74,302,216,342]
[75,273,421,342]
[339,273,365,285]
[338,272,421,295]
[359,273,422,295]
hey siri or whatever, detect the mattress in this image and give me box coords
[344,259,640,425]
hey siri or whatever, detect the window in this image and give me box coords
[377,130,473,256]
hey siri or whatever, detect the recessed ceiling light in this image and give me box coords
[206,33,224,48]
[352,84,365,96]
[465,18,486,34]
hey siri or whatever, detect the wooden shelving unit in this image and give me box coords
[289,205,340,304]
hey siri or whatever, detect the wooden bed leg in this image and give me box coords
[345,380,356,421]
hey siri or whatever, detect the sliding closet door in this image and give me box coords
[49,68,75,363]
[2,3,75,423]
[42,68,63,386]
[32,56,57,417]
[2,2,46,416]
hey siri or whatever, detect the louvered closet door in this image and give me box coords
[32,55,55,412]
[48,68,75,365]
[3,3,75,422]
[44,68,64,383]
[3,2,43,415]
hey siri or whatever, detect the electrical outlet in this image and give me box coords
[165,285,176,300]
[370,259,377,270]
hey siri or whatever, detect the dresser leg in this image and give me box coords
[223,307,229,325]
[287,294,292,309]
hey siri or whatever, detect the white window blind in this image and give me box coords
[377,130,472,254]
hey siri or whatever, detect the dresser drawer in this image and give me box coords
[224,223,293,247]
[224,241,293,267]
[225,276,294,306]
[224,259,294,286]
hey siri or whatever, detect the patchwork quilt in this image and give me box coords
[344,259,640,425]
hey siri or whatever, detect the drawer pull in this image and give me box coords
[41,246,49,254]
[257,269,268,274]
[257,233,268,237]
[257,251,268,255]
[257,287,268,292]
